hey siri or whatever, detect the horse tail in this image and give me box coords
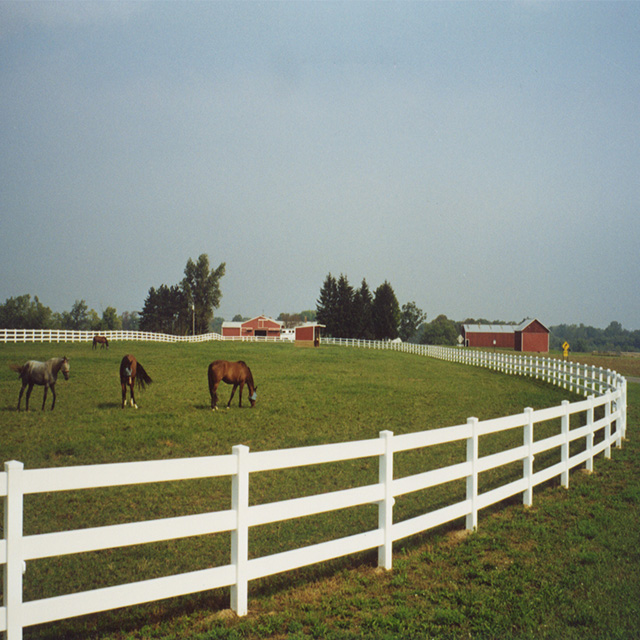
[135,362,153,390]
[9,363,24,376]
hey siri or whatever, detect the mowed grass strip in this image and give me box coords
[0,342,635,639]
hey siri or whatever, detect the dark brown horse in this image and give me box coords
[120,355,152,409]
[208,360,257,410]
[10,357,70,411]
[92,335,109,350]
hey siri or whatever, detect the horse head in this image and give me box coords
[249,385,258,407]
[60,357,70,380]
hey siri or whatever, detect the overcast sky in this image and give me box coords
[1,1,638,329]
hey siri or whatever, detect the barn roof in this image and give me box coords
[462,324,516,334]
[463,318,549,334]
[515,318,550,332]
[244,315,283,326]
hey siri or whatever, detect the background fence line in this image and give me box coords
[0,328,294,343]
[0,336,628,639]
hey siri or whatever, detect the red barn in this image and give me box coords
[461,324,516,349]
[461,319,549,353]
[294,323,325,347]
[221,316,283,339]
[514,318,549,353]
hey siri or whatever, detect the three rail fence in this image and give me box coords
[0,330,628,639]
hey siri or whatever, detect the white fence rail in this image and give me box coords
[0,328,224,343]
[0,344,628,639]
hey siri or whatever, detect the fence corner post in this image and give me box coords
[621,378,627,442]
[378,430,394,570]
[466,417,479,531]
[231,445,250,616]
[4,460,25,640]
[523,408,534,507]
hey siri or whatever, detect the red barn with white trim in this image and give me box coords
[461,319,549,353]
[294,323,325,347]
[221,316,283,339]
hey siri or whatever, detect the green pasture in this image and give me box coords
[0,342,637,639]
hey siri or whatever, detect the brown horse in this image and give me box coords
[92,335,109,350]
[208,360,257,410]
[10,357,70,411]
[120,355,152,409]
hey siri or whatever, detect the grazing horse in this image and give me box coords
[92,335,109,350]
[208,360,257,410]
[10,357,70,411]
[120,355,152,409]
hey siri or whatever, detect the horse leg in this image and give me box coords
[130,380,137,409]
[121,380,127,408]
[238,381,245,408]
[17,382,27,411]
[50,384,57,410]
[25,383,34,411]
[210,381,219,410]
[227,383,238,409]
[41,385,48,411]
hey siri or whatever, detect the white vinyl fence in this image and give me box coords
[0,343,627,639]
[0,329,288,343]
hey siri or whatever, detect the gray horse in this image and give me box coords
[10,357,70,411]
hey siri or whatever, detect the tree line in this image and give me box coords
[549,321,640,353]
[3,259,638,351]
[0,254,226,335]
[315,273,427,341]
[0,294,138,332]
[138,255,225,335]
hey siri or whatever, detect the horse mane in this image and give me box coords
[240,362,255,388]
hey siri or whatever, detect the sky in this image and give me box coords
[1,1,639,330]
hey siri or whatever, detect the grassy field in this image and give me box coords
[0,342,637,639]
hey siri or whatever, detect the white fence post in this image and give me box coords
[621,379,627,442]
[605,395,612,459]
[523,408,534,507]
[561,400,570,488]
[586,395,595,472]
[466,417,479,531]
[4,461,25,640]
[231,445,250,616]
[378,430,394,570]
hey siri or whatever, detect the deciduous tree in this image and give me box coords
[399,301,426,342]
[181,255,226,334]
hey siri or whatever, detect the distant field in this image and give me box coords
[0,342,636,639]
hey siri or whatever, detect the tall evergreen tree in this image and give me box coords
[334,274,355,338]
[353,279,374,339]
[139,285,187,334]
[372,281,400,340]
[316,273,338,336]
